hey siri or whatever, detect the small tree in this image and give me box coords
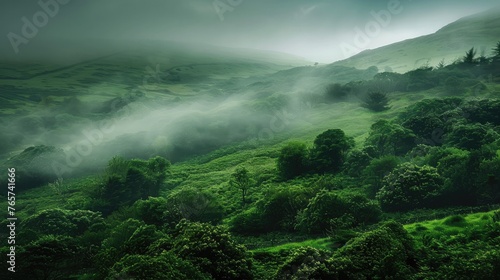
[362,92,390,112]
[463,47,477,64]
[230,167,252,204]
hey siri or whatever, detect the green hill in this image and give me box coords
[334,7,500,72]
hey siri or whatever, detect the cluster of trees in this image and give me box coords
[277,129,354,180]
[90,156,170,214]
[322,42,500,113]
[11,215,253,279]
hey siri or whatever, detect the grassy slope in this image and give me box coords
[250,209,499,255]
[334,8,500,72]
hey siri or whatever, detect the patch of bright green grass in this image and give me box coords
[251,238,332,253]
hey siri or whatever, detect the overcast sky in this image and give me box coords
[1,0,499,63]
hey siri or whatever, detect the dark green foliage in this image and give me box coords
[132,197,176,227]
[365,120,416,156]
[96,219,166,277]
[229,207,266,235]
[493,41,500,59]
[405,67,439,91]
[106,252,209,280]
[93,156,170,214]
[343,149,373,177]
[259,187,314,232]
[21,208,105,242]
[362,91,390,111]
[325,83,351,101]
[17,235,84,280]
[309,129,354,174]
[377,163,444,212]
[274,247,333,280]
[462,99,500,126]
[403,114,445,141]
[445,123,498,150]
[373,71,409,92]
[463,47,477,64]
[229,186,314,234]
[173,220,253,279]
[167,187,225,224]
[277,142,309,180]
[332,221,416,279]
[399,98,463,123]
[438,148,497,206]
[476,157,500,204]
[296,190,380,233]
[362,155,401,197]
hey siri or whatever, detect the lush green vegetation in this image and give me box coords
[1,40,500,279]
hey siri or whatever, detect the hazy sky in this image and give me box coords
[1,0,499,62]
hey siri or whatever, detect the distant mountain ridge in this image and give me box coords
[333,7,500,73]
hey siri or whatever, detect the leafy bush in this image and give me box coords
[229,186,314,234]
[132,197,182,229]
[277,142,309,180]
[325,83,351,101]
[362,155,401,197]
[364,120,416,156]
[107,252,209,280]
[343,149,373,177]
[296,190,380,233]
[309,129,354,174]
[167,187,225,224]
[445,123,498,150]
[402,114,445,142]
[332,221,417,279]
[377,163,444,212]
[21,208,105,242]
[93,156,170,214]
[273,246,333,280]
[17,235,84,280]
[172,220,253,279]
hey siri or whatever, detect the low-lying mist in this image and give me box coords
[0,77,315,185]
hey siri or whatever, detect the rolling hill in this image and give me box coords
[333,7,500,72]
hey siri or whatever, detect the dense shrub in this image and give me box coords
[107,252,209,280]
[325,83,351,101]
[362,155,401,197]
[296,190,380,233]
[166,187,225,225]
[445,123,498,150]
[343,149,373,177]
[274,247,333,280]
[402,114,445,142]
[332,221,417,279]
[277,142,309,180]
[93,156,170,214]
[21,208,105,242]
[173,220,253,280]
[309,129,354,174]
[364,120,416,156]
[377,163,444,212]
[229,186,314,234]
